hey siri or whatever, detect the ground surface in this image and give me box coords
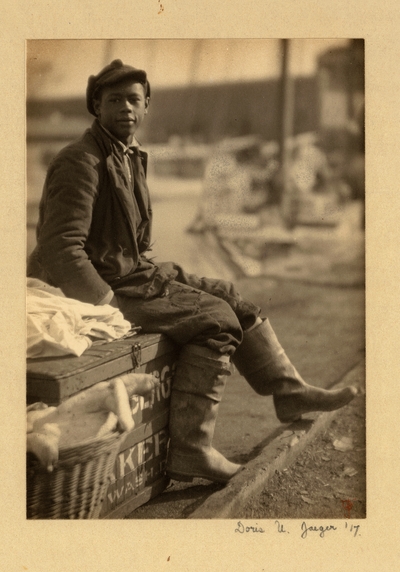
[235,390,366,520]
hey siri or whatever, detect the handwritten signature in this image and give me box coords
[235,521,265,534]
[234,520,361,538]
[301,522,337,539]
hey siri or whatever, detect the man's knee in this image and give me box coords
[201,293,242,331]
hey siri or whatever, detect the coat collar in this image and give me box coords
[96,120,141,154]
[90,119,148,168]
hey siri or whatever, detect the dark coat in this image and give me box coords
[27,120,176,304]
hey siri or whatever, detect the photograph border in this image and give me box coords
[1,1,398,570]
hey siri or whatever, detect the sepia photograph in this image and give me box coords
[25,38,366,522]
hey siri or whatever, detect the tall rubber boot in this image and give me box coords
[166,344,242,484]
[233,319,357,423]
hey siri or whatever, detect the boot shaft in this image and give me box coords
[167,344,242,483]
[232,318,298,395]
[169,344,231,451]
[172,344,231,402]
[232,319,357,422]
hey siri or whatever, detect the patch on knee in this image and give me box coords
[168,286,202,313]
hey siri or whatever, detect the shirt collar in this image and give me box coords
[97,121,140,154]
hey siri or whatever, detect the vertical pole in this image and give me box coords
[103,40,114,66]
[279,39,297,228]
[186,39,204,141]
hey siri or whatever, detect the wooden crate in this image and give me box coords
[26,333,178,518]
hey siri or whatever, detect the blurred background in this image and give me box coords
[26,40,366,474]
[26,39,365,281]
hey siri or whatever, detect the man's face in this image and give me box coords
[93,79,149,145]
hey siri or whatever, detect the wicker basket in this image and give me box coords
[27,431,125,519]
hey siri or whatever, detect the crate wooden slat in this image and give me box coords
[102,476,170,519]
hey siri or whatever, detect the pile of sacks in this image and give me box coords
[27,372,159,472]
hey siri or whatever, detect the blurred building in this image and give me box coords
[27,39,355,145]
[26,39,364,218]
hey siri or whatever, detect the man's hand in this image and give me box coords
[97,290,119,308]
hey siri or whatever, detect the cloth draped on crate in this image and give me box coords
[27,278,132,359]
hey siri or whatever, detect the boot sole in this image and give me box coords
[167,470,233,484]
[167,471,194,483]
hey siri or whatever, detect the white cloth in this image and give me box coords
[27,278,132,359]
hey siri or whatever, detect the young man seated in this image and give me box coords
[27,60,357,484]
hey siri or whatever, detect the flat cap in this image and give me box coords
[86,59,150,116]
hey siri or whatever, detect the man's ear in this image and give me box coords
[93,98,101,117]
[144,97,150,114]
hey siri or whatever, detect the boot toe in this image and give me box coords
[167,448,242,484]
[274,385,358,423]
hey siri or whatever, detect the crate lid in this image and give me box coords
[27,333,173,381]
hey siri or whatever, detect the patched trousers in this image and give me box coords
[116,262,260,355]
